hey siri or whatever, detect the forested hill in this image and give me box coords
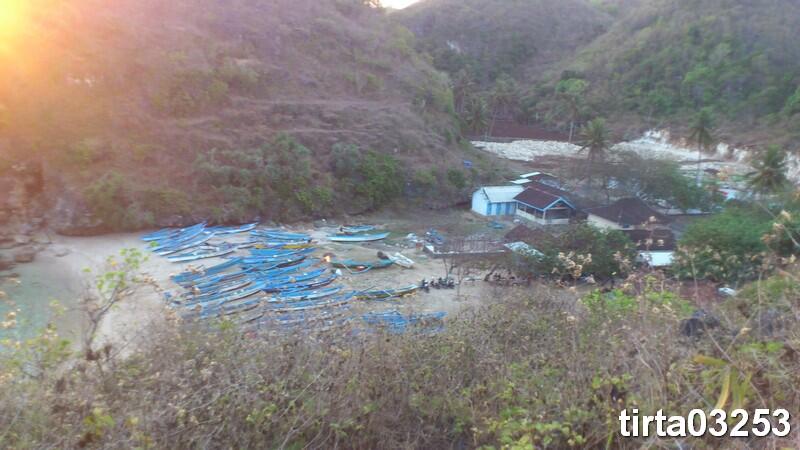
[0,0,476,234]
[397,0,615,84]
[399,0,800,144]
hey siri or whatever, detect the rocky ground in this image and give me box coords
[472,129,763,182]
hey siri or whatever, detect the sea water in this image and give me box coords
[1,257,84,346]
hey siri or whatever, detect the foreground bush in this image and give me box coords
[1,276,798,448]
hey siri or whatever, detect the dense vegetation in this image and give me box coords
[2,251,798,448]
[0,0,483,232]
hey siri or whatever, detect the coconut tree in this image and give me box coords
[577,118,610,164]
[747,144,789,195]
[688,108,714,185]
[462,95,490,137]
[577,118,611,190]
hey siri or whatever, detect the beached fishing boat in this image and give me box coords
[331,259,394,273]
[388,253,415,268]
[250,230,311,241]
[172,257,244,284]
[269,285,343,302]
[167,245,235,263]
[338,225,375,235]
[265,273,337,293]
[142,222,206,242]
[328,232,390,242]
[355,285,419,300]
[266,292,354,312]
[205,222,258,235]
[154,232,215,256]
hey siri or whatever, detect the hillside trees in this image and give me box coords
[555,78,588,142]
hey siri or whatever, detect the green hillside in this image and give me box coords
[399,0,800,142]
[0,0,480,233]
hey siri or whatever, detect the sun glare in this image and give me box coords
[0,0,28,35]
[0,0,30,56]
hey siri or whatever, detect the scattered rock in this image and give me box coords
[52,246,71,258]
[0,255,15,271]
[12,246,37,263]
[753,308,782,337]
[680,309,721,338]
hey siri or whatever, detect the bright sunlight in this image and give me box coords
[0,0,30,56]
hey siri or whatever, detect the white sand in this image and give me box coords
[27,233,174,354]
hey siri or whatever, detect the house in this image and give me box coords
[471,186,524,216]
[586,198,669,230]
[622,229,677,267]
[513,183,577,225]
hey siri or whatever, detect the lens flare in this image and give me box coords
[0,0,28,35]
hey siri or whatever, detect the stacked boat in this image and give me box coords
[143,223,443,333]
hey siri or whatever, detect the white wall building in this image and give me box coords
[471,186,524,216]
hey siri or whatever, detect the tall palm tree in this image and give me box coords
[463,95,490,137]
[577,118,611,190]
[578,118,610,164]
[688,108,714,185]
[747,144,789,195]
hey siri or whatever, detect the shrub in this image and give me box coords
[673,206,772,283]
[84,172,132,229]
[354,150,403,208]
[446,168,466,190]
[520,224,637,281]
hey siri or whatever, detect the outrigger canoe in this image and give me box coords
[355,285,419,300]
[167,245,235,263]
[328,232,390,242]
[331,259,394,273]
[338,225,375,235]
[388,253,415,268]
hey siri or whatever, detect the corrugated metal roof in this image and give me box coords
[586,198,669,227]
[480,186,524,203]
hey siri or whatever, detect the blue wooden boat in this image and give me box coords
[328,232,390,242]
[338,225,375,235]
[270,286,342,302]
[205,222,258,235]
[167,245,235,263]
[266,292,355,312]
[250,230,311,241]
[181,279,254,305]
[265,273,337,293]
[182,267,254,290]
[186,282,267,316]
[355,285,419,300]
[153,232,215,255]
[142,222,206,242]
[172,257,243,284]
[331,258,394,273]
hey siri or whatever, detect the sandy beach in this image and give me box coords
[3,219,503,352]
